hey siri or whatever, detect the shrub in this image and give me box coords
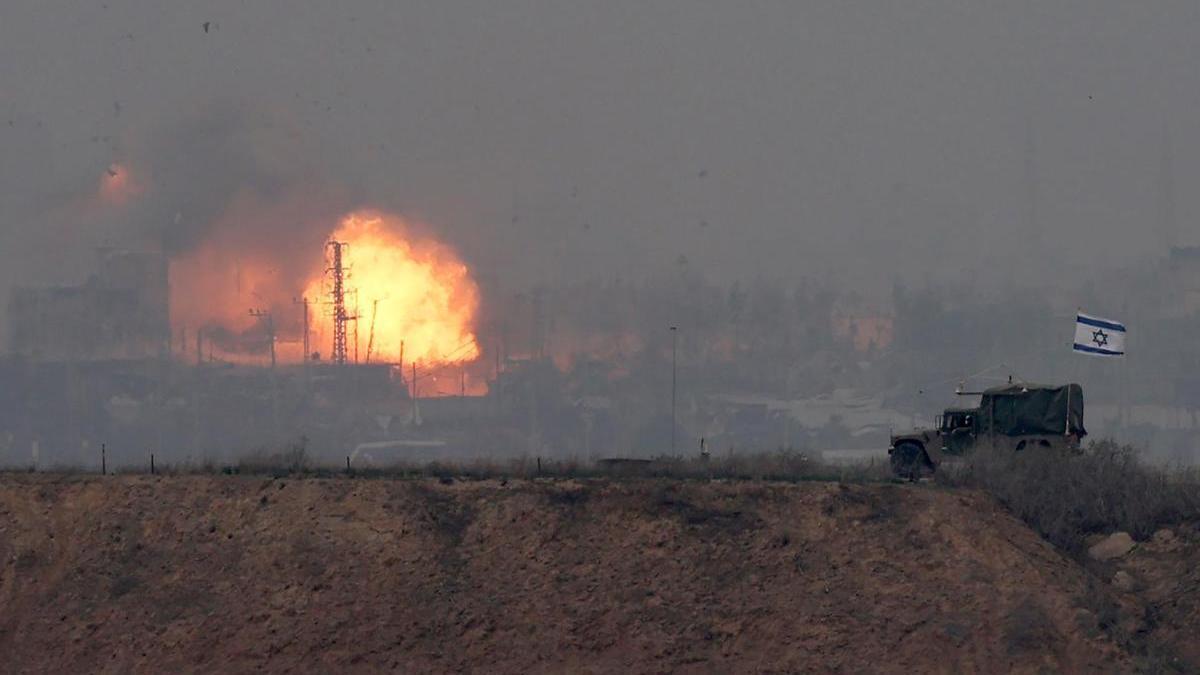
[938,439,1200,553]
[236,436,310,475]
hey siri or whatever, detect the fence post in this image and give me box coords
[101,443,106,476]
[346,456,351,473]
[150,453,156,475]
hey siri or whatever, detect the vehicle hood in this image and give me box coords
[890,428,937,445]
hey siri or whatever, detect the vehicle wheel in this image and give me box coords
[891,442,933,480]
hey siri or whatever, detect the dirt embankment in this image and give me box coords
[1099,523,1200,668]
[0,475,1189,673]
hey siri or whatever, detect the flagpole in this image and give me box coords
[1120,301,1129,431]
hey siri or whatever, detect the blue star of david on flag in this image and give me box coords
[1074,312,1125,357]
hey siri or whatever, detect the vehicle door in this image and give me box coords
[942,412,975,455]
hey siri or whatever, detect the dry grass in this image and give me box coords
[342,449,892,484]
[937,439,1200,553]
[71,448,892,485]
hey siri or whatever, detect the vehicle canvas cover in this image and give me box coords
[976,383,1085,437]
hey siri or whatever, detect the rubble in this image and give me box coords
[1088,532,1136,561]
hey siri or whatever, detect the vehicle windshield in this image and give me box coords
[942,412,973,431]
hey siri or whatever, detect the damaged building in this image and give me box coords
[8,248,169,362]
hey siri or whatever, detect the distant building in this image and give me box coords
[1167,246,1200,316]
[831,305,894,353]
[8,248,168,362]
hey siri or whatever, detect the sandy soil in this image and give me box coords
[0,474,1178,673]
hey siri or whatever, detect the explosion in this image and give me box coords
[169,208,481,370]
[301,211,481,366]
[97,163,141,206]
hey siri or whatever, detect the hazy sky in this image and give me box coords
[2,1,1198,296]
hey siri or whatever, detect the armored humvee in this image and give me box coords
[888,382,1086,478]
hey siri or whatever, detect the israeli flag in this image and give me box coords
[1073,312,1126,357]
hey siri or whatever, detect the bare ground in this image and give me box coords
[0,474,1190,673]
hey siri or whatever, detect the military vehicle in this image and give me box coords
[888,382,1086,478]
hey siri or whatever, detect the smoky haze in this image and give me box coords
[1,2,1199,468]
[3,2,1197,294]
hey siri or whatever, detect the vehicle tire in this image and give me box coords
[891,442,933,480]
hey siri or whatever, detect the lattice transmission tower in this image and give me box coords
[327,240,350,365]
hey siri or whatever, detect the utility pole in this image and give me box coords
[366,299,379,364]
[411,362,419,425]
[352,292,360,364]
[248,309,275,368]
[670,325,678,455]
[494,335,501,380]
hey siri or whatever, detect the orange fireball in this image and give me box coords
[302,210,481,366]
